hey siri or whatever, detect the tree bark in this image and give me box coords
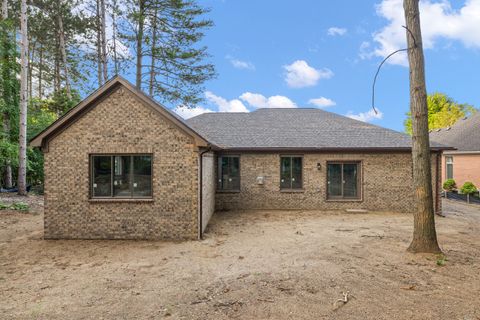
[38,43,43,98]
[1,0,12,189]
[28,40,35,99]
[135,0,145,89]
[404,0,441,253]
[57,4,71,99]
[96,0,102,86]
[149,9,158,96]
[54,32,61,93]
[112,0,119,75]
[99,0,108,82]
[18,0,29,195]
[1,0,6,19]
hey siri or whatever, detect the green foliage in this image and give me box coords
[11,202,29,211]
[28,102,57,139]
[1,89,81,188]
[460,182,478,195]
[0,140,18,169]
[0,19,20,141]
[27,148,44,186]
[436,254,448,266]
[0,201,29,211]
[404,93,477,135]
[36,89,81,117]
[442,179,457,192]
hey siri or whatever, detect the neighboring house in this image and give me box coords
[430,112,480,189]
[31,77,449,240]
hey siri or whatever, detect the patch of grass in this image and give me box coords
[0,202,10,210]
[436,254,448,266]
[0,201,29,212]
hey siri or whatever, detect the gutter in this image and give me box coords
[443,150,480,155]
[198,146,212,240]
[214,146,455,153]
[435,151,442,216]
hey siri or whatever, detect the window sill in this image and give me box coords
[89,198,154,203]
[326,198,363,202]
[280,189,304,193]
[216,190,241,193]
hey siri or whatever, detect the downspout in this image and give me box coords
[198,146,212,240]
[435,151,443,217]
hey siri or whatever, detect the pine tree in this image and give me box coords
[123,0,216,105]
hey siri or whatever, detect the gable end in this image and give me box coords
[30,76,210,151]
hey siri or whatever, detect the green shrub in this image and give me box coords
[0,202,10,210]
[460,182,478,195]
[0,201,29,211]
[442,179,457,192]
[436,254,448,266]
[11,202,29,211]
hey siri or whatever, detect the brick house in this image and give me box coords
[31,76,449,240]
[430,112,480,189]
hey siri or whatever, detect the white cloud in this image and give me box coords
[328,27,347,36]
[359,41,374,60]
[175,91,299,117]
[308,97,336,108]
[226,55,255,70]
[240,92,297,108]
[173,106,213,119]
[205,91,249,113]
[370,0,480,66]
[283,60,334,88]
[346,109,383,122]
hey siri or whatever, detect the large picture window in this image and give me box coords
[327,162,361,199]
[280,156,303,190]
[445,156,453,180]
[218,156,240,191]
[91,155,152,198]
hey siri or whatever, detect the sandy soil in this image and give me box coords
[1,195,480,320]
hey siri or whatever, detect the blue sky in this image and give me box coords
[171,0,480,132]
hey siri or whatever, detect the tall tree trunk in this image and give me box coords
[57,5,71,99]
[54,33,61,93]
[112,0,119,75]
[404,0,441,253]
[99,0,107,82]
[96,0,102,86]
[18,0,29,195]
[28,41,34,99]
[54,52,60,93]
[38,43,43,98]
[135,0,145,89]
[149,9,158,96]
[1,0,6,18]
[1,0,12,189]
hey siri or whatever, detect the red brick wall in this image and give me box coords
[441,153,480,189]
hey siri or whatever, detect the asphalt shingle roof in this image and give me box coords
[430,112,480,151]
[186,108,440,150]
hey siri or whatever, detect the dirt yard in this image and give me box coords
[1,195,480,320]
